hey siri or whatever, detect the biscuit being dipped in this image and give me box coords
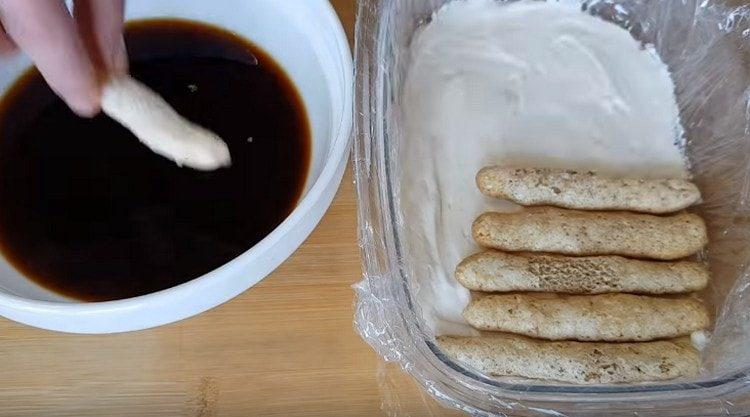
[472,207,707,260]
[476,167,701,214]
[102,76,232,171]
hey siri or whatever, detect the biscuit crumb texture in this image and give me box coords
[437,333,699,384]
[463,293,709,341]
[472,207,707,260]
[456,251,709,294]
[477,167,700,213]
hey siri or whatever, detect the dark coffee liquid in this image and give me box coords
[0,20,310,301]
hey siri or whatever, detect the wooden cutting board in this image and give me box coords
[0,2,463,416]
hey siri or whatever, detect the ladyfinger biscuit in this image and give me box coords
[437,333,699,384]
[463,293,709,341]
[472,207,707,260]
[102,76,231,171]
[455,251,709,294]
[476,167,701,214]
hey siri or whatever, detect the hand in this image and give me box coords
[0,0,127,117]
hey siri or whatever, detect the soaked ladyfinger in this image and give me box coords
[472,207,707,261]
[477,167,700,214]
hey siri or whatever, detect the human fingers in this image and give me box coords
[0,0,99,116]
[74,0,127,77]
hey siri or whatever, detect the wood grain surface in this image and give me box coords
[0,2,463,416]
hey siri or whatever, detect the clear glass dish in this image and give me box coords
[353,0,750,415]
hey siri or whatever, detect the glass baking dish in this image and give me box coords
[353,0,750,415]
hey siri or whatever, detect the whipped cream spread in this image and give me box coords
[399,0,687,336]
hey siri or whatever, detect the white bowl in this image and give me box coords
[0,0,353,333]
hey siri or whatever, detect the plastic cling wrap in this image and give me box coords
[354,0,750,415]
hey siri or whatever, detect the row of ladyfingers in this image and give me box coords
[437,168,709,384]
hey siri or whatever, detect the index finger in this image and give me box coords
[0,0,99,116]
